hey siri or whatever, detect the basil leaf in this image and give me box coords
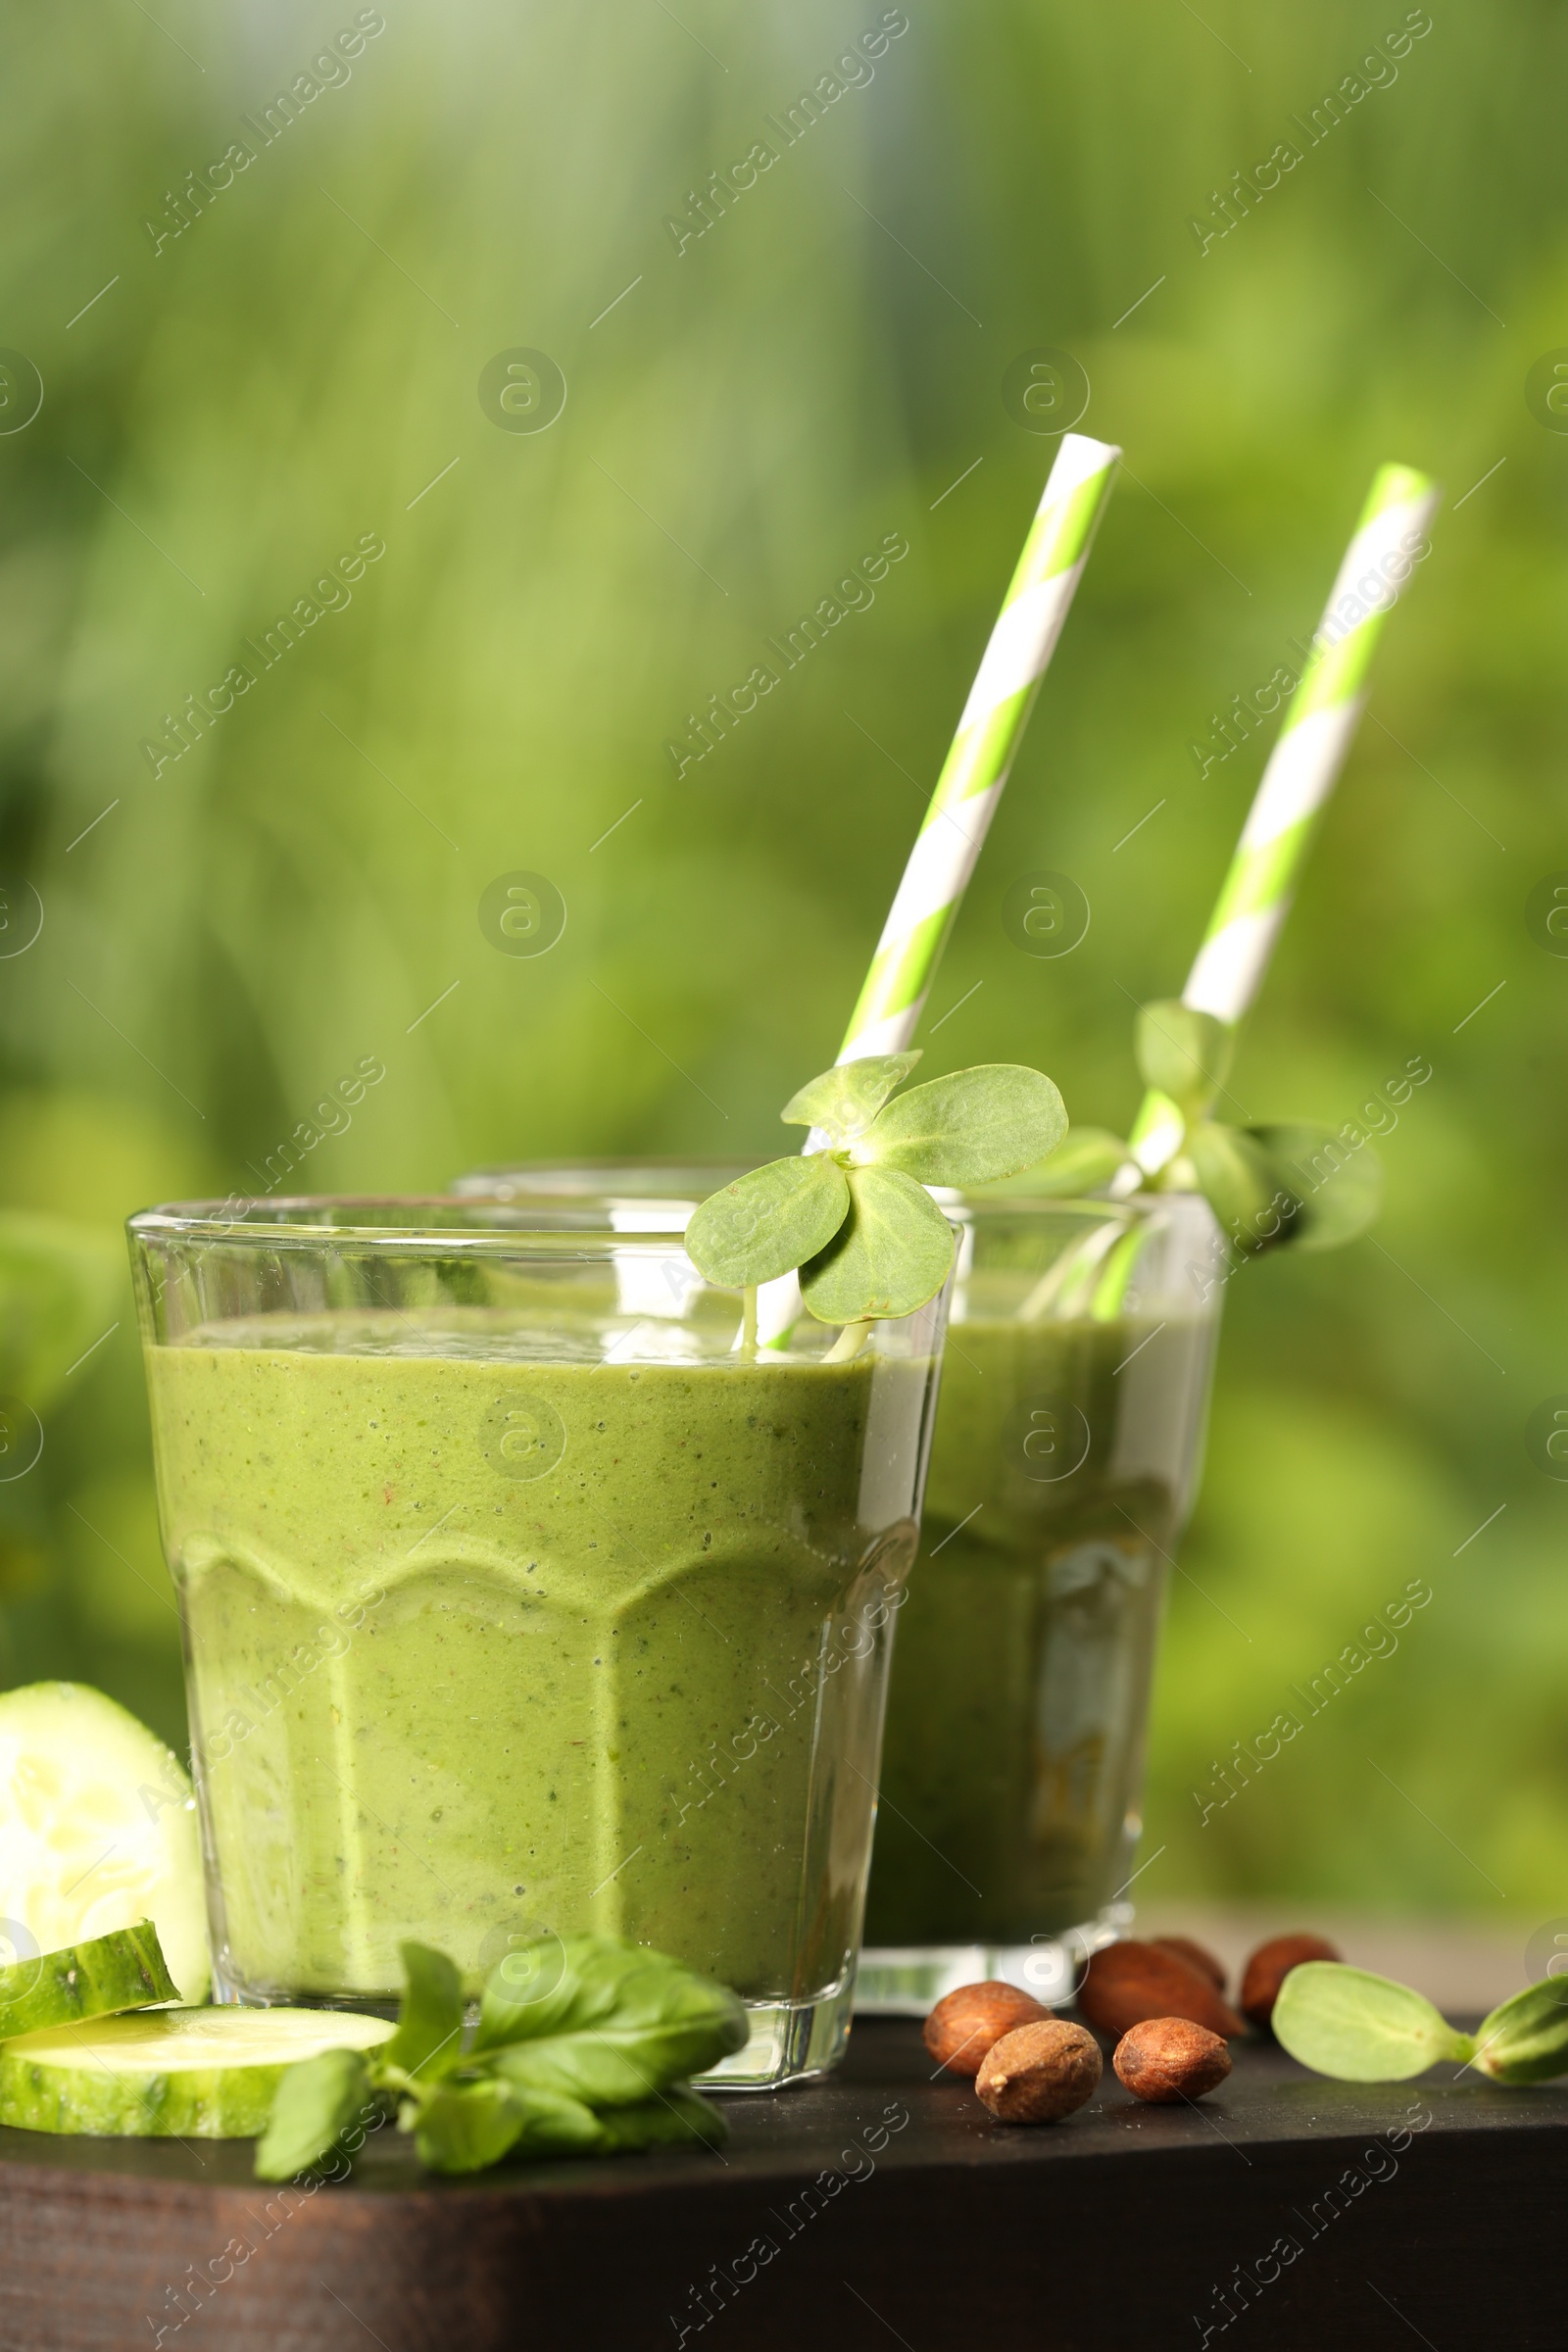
[855,1064,1067,1187]
[500,2083,609,2157]
[800,1163,956,1324]
[1473,1977,1568,2083]
[1135,1001,1234,1117]
[1248,1121,1383,1252]
[593,2085,728,2152]
[411,2078,538,2174]
[472,1934,748,2104]
[255,2047,372,2180]
[684,1154,850,1288]
[1186,1121,1292,1252]
[380,1940,466,2083]
[780,1053,922,1142]
[1273,1962,1471,2082]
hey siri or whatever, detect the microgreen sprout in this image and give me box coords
[1274,1960,1568,2086]
[682,1054,1066,1327]
[1023,1000,1383,1262]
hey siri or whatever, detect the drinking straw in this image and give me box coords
[758,432,1120,1343]
[836,432,1122,1062]
[1126,461,1441,1178]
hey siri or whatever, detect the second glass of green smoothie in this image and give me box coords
[457,1168,1222,2008]
[857,1190,1220,2005]
[129,1196,948,2087]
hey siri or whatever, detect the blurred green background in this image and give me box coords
[1,0,1562,1930]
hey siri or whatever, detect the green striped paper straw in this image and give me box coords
[1128,461,1440,1177]
[836,432,1121,1062]
[759,435,1119,1341]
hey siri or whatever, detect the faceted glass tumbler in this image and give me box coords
[453,1168,1224,2012]
[857,1191,1222,2010]
[129,1195,949,2087]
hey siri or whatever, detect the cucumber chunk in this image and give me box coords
[0,1921,177,2038]
[0,2006,394,2138]
[0,1681,209,2004]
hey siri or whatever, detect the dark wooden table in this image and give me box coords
[1,2018,1560,2350]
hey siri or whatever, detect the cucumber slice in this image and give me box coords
[0,1922,177,2038]
[0,1681,209,2004]
[0,2006,394,2138]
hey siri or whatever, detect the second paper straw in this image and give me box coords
[1130,460,1440,1175]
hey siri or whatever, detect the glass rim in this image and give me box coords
[124,1194,959,1343]
[126,1194,706,1253]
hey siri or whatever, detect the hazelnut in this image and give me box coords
[1150,1935,1228,1992]
[923,1979,1052,2077]
[1113,2016,1233,2104]
[1077,1940,1246,2041]
[1240,1933,1342,2029]
[975,2019,1102,2124]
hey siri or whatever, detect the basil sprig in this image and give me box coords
[1274,1960,1568,2085]
[1026,1001,1382,1260]
[684,1053,1067,1322]
[254,1934,746,2180]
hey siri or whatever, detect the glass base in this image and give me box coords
[212,1966,403,2018]
[217,1969,856,2091]
[698,1978,855,2090]
[854,1904,1131,2015]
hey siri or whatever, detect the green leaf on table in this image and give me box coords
[593,2084,728,2152]
[256,1935,748,2182]
[780,1054,922,1142]
[472,1934,748,2105]
[1186,1121,1290,1252]
[517,2089,615,2158]
[410,2078,541,2174]
[1272,1963,1472,2082]
[800,1164,956,1324]
[1135,1002,1234,1118]
[503,2083,613,2156]
[1249,1122,1383,1252]
[853,1064,1067,1187]
[254,2047,373,2180]
[379,1939,466,2083]
[685,1155,850,1289]
[1473,1977,1568,2083]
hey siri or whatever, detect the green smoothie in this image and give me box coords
[864,1303,1214,1948]
[144,1311,931,2006]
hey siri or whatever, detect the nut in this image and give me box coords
[975,2019,1102,2123]
[1240,1933,1342,2029]
[1077,1940,1246,2041]
[1113,2016,1233,2104]
[923,1980,1052,2077]
[1151,1935,1228,1992]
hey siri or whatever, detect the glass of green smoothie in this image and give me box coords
[128,1195,949,2088]
[454,1168,1222,2006]
[857,1187,1220,2006]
